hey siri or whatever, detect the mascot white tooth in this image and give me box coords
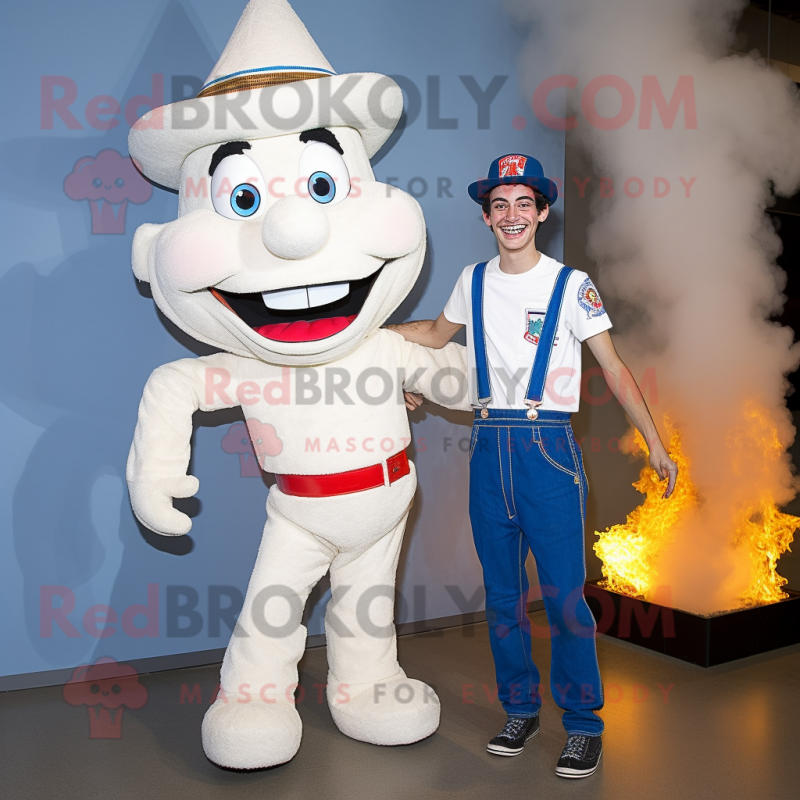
[127,0,468,770]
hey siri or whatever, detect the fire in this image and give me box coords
[594,422,695,600]
[594,406,798,611]
[731,403,798,607]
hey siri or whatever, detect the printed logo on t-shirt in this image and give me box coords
[498,155,527,178]
[577,278,606,319]
[524,309,559,346]
[524,309,544,344]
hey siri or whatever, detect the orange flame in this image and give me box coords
[731,402,798,607]
[595,407,797,610]
[594,422,695,600]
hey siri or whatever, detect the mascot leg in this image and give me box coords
[325,510,441,745]
[202,504,335,769]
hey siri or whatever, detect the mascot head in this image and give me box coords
[128,0,424,366]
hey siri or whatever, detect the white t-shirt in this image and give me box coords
[443,254,612,412]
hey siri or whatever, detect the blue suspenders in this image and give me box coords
[471,261,574,420]
[471,262,492,411]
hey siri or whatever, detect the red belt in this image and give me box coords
[274,451,410,498]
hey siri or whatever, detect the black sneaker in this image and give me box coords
[486,715,540,756]
[555,734,602,778]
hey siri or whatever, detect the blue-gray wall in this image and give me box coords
[0,0,564,685]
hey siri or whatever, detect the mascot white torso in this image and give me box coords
[127,0,467,769]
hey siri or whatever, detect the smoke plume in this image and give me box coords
[505,0,800,612]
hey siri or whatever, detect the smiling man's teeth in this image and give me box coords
[501,225,526,234]
[261,282,350,310]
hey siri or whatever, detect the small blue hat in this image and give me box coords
[468,153,558,205]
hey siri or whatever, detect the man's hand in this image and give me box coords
[404,391,424,411]
[649,442,678,499]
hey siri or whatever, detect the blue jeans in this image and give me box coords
[468,409,604,736]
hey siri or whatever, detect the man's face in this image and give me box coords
[483,184,549,254]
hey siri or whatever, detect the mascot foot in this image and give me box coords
[202,698,302,769]
[328,674,440,746]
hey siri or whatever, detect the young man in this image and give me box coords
[389,154,678,779]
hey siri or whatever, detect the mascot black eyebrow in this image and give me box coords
[127,0,468,770]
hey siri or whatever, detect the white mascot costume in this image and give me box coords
[127,0,468,770]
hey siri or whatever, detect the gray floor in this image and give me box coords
[2,611,799,800]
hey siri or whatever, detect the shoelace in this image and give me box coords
[497,717,530,740]
[561,734,591,760]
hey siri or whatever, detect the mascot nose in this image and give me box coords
[261,196,330,260]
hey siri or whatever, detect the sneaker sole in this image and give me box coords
[486,728,539,757]
[555,751,602,778]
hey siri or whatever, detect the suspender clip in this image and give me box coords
[525,400,542,421]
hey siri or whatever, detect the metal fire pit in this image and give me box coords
[584,580,800,667]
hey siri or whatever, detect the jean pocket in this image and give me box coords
[469,426,480,462]
[568,431,589,490]
[535,427,578,478]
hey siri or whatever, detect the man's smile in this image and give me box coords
[499,224,528,235]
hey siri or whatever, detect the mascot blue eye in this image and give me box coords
[231,184,261,217]
[93,177,102,188]
[115,178,125,188]
[308,171,335,204]
[298,143,350,206]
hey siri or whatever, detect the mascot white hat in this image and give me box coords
[130,0,402,190]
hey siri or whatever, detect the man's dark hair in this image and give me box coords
[481,186,550,217]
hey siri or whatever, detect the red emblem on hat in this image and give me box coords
[498,155,527,178]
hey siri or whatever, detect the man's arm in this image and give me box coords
[386,312,465,409]
[386,312,463,349]
[586,330,678,498]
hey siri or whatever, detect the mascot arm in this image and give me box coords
[394,333,471,411]
[127,353,241,536]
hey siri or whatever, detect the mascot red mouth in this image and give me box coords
[253,316,357,342]
[210,268,381,343]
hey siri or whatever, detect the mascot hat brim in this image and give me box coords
[129,75,402,190]
[128,0,402,190]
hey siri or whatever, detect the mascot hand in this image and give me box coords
[129,475,200,536]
